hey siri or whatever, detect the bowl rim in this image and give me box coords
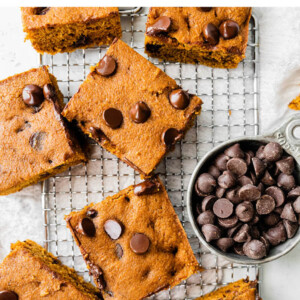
[187,136,300,265]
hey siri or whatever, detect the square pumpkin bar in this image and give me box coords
[62,38,202,176]
[0,67,85,195]
[65,177,201,299]
[0,240,101,299]
[145,7,252,68]
[21,7,122,54]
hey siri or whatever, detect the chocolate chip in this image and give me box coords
[226,187,241,204]
[201,195,217,211]
[218,171,236,189]
[216,237,234,252]
[250,171,258,185]
[244,150,254,165]
[277,173,296,191]
[29,132,47,151]
[261,170,276,186]
[197,210,215,225]
[86,209,98,218]
[224,143,244,158]
[264,186,284,208]
[237,176,253,186]
[243,239,267,259]
[216,186,226,198]
[0,291,18,300]
[147,16,172,36]
[34,7,50,15]
[281,203,297,222]
[233,224,251,243]
[208,165,221,179]
[201,224,221,242]
[226,158,247,177]
[219,20,239,39]
[251,157,266,177]
[77,218,96,237]
[129,101,151,123]
[195,173,216,196]
[250,214,260,225]
[276,156,294,175]
[227,223,242,238]
[104,220,122,240]
[213,198,233,218]
[256,146,265,160]
[115,243,123,259]
[265,222,287,246]
[103,108,123,129]
[263,142,283,162]
[293,196,300,213]
[130,233,150,254]
[169,89,190,110]
[195,202,202,215]
[161,128,182,148]
[233,243,245,256]
[72,35,91,47]
[283,219,298,239]
[218,215,238,228]
[236,201,254,222]
[200,7,212,12]
[22,84,44,106]
[214,153,229,171]
[274,206,284,215]
[287,186,300,200]
[263,213,280,227]
[96,55,117,76]
[260,235,270,252]
[257,183,265,194]
[203,23,220,45]
[145,43,162,53]
[256,195,275,215]
[43,83,56,100]
[238,184,261,202]
[88,263,106,289]
[89,127,108,143]
[134,179,161,196]
[250,226,261,239]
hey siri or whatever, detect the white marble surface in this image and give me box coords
[0,7,300,299]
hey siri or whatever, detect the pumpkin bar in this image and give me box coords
[65,177,200,300]
[196,278,260,300]
[62,38,202,176]
[21,7,122,54]
[145,7,252,68]
[289,94,300,110]
[0,67,86,195]
[0,240,101,299]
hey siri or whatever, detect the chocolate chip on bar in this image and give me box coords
[193,141,299,260]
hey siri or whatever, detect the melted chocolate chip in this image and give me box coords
[86,209,98,218]
[103,108,123,129]
[89,127,108,143]
[43,83,56,100]
[96,55,117,76]
[147,16,172,36]
[133,179,161,196]
[22,84,44,106]
[161,128,182,148]
[115,243,123,259]
[200,7,212,12]
[29,132,47,151]
[169,89,190,110]
[0,291,18,300]
[88,262,106,289]
[77,218,96,237]
[34,7,50,15]
[129,101,151,123]
[130,233,150,254]
[219,20,239,39]
[203,23,220,45]
[104,219,122,240]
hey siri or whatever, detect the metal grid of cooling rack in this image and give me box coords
[41,7,261,299]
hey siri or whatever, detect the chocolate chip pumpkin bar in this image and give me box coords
[195,278,260,299]
[65,177,200,300]
[62,38,202,176]
[145,7,252,68]
[21,7,122,54]
[0,66,85,195]
[0,240,101,299]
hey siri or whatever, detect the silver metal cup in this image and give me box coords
[187,113,300,264]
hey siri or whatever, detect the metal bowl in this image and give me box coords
[187,113,300,264]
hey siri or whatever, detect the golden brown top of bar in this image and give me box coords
[65,178,200,300]
[0,240,100,299]
[21,7,119,30]
[0,67,85,195]
[146,7,252,56]
[62,39,202,176]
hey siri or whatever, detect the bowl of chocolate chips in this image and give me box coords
[187,114,300,264]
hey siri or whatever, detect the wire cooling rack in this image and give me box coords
[41,7,260,299]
